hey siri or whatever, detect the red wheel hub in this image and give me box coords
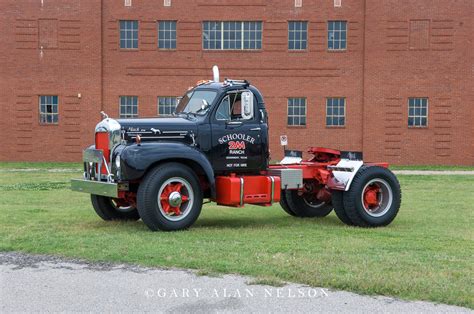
[363,185,380,209]
[159,183,189,216]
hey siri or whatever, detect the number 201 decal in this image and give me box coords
[228,141,246,150]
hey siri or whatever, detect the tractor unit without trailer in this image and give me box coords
[71,66,401,231]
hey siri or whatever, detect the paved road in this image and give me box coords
[0,252,470,313]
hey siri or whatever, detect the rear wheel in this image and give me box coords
[342,166,401,227]
[137,163,203,231]
[279,192,297,216]
[91,195,140,221]
[331,190,354,226]
[284,190,333,218]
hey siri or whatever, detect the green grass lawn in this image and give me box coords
[0,164,473,308]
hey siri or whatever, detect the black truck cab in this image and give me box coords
[118,81,270,179]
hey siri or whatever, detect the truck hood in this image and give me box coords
[118,117,198,144]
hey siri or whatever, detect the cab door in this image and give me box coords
[210,90,263,173]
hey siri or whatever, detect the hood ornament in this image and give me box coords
[150,128,161,135]
[100,111,109,120]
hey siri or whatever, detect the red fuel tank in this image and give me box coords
[216,175,281,207]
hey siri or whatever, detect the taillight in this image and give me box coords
[95,132,110,175]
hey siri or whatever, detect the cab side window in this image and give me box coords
[216,95,230,120]
[216,92,246,121]
[230,94,242,120]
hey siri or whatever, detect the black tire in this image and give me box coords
[137,162,203,231]
[279,191,297,216]
[343,166,401,227]
[284,190,333,218]
[331,190,355,226]
[90,195,140,221]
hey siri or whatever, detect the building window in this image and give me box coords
[223,21,242,49]
[243,21,262,49]
[120,20,138,49]
[158,21,177,49]
[287,98,306,126]
[326,97,345,126]
[158,97,177,116]
[203,21,262,50]
[328,21,347,50]
[408,98,428,127]
[119,96,138,118]
[39,95,58,124]
[288,21,307,50]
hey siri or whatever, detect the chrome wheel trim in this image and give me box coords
[302,196,326,209]
[110,200,136,213]
[157,177,194,222]
[361,178,393,217]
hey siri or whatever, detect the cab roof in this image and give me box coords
[194,81,265,106]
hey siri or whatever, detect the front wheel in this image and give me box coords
[284,190,333,218]
[137,163,203,231]
[342,166,401,227]
[91,195,140,221]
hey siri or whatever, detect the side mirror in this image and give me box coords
[241,91,254,120]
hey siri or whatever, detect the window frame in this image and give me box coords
[213,90,257,123]
[157,96,178,116]
[158,20,177,50]
[39,95,59,125]
[119,96,139,118]
[288,21,308,51]
[215,95,232,121]
[327,20,347,51]
[119,20,139,50]
[326,97,346,127]
[202,21,263,51]
[408,97,429,128]
[287,97,307,127]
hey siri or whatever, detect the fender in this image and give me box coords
[119,142,216,197]
[327,159,364,191]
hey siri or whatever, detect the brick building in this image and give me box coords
[1,0,472,165]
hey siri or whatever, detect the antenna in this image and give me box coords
[212,65,219,82]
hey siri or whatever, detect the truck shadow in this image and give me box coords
[193,215,344,229]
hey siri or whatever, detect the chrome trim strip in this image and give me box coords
[131,136,185,139]
[71,179,118,198]
[162,131,188,134]
[127,131,153,134]
[269,176,275,204]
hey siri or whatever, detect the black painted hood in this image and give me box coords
[118,117,198,144]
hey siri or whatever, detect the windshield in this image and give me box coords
[175,89,218,115]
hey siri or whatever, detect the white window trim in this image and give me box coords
[158,96,177,116]
[327,20,347,51]
[408,97,429,128]
[287,97,307,126]
[326,97,346,127]
[203,21,262,50]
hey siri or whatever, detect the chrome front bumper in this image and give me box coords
[71,147,119,197]
[71,179,118,198]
